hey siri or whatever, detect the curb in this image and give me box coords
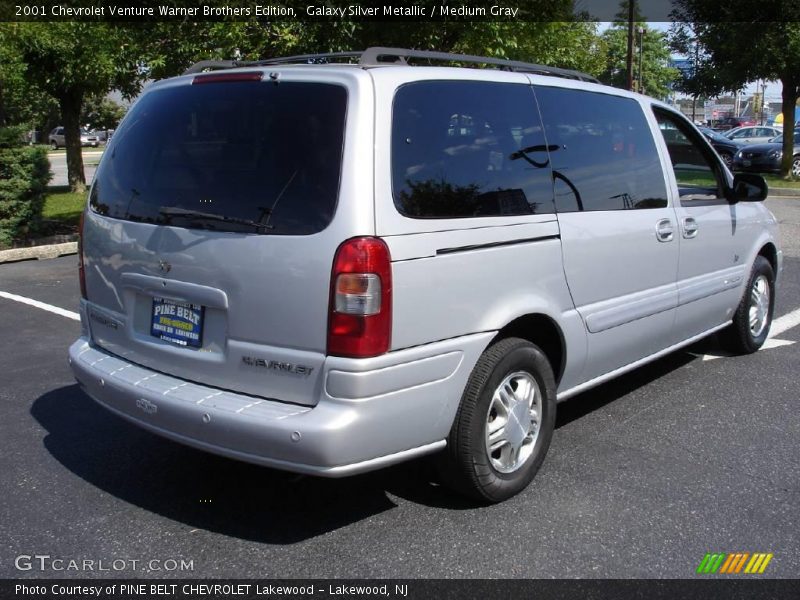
[0,241,77,264]
[769,187,800,198]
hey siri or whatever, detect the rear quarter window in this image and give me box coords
[90,80,347,235]
[391,80,555,218]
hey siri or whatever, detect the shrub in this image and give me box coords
[0,126,51,248]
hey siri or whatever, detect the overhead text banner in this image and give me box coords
[3,0,800,22]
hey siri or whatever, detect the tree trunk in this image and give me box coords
[59,90,86,192]
[779,73,798,179]
[0,81,7,127]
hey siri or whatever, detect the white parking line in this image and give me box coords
[0,291,79,321]
[770,307,800,338]
[2,286,799,347]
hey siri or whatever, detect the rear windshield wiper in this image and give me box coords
[159,207,273,232]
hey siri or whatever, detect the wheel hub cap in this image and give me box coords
[748,274,770,337]
[484,371,542,474]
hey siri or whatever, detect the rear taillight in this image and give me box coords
[327,237,392,358]
[78,210,87,299]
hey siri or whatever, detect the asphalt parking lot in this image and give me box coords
[1,198,799,579]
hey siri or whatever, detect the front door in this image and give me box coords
[652,107,755,340]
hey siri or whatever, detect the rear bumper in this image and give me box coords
[69,331,491,477]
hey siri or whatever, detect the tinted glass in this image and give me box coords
[534,86,668,212]
[90,81,347,235]
[391,81,554,218]
[654,108,723,200]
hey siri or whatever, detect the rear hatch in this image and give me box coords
[81,69,372,406]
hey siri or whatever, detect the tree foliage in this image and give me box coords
[0,126,50,248]
[81,96,127,131]
[2,23,147,191]
[599,22,677,99]
[670,1,800,177]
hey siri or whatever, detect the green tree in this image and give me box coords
[0,27,58,132]
[599,22,677,98]
[671,2,800,177]
[81,96,127,131]
[3,23,146,192]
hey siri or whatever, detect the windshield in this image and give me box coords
[701,128,730,144]
[90,80,347,235]
[769,129,800,144]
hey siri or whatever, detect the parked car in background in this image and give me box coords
[698,127,743,168]
[48,127,100,149]
[715,116,756,131]
[732,129,800,176]
[724,126,783,145]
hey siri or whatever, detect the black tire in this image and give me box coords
[720,152,733,169]
[438,337,556,503]
[51,141,58,150]
[722,255,775,354]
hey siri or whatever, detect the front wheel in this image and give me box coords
[438,337,556,503]
[792,156,800,177]
[720,152,733,169]
[723,255,775,354]
[51,141,58,150]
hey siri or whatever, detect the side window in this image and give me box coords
[653,108,724,201]
[391,81,554,218]
[534,86,668,212]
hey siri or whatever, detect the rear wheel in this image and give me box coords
[792,155,800,177]
[438,337,556,503]
[723,255,775,354]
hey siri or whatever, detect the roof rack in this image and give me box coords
[183,47,600,83]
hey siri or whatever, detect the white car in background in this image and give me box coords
[724,126,782,145]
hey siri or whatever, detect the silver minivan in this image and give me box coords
[69,48,782,502]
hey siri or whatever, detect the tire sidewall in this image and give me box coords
[460,340,557,501]
[742,256,775,350]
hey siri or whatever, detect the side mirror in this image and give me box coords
[730,173,768,202]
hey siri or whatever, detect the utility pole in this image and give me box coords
[637,27,645,94]
[626,0,635,91]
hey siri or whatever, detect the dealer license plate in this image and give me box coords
[150,297,204,348]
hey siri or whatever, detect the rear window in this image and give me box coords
[90,80,346,235]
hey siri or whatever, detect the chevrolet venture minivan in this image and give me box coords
[69,48,782,502]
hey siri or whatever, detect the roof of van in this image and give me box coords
[183,47,600,84]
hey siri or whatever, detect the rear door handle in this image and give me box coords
[682,217,699,239]
[655,218,674,242]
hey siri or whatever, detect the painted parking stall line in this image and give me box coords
[770,307,800,337]
[0,290,79,321]
[694,305,800,361]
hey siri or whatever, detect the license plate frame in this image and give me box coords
[150,297,204,348]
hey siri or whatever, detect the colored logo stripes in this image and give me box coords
[696,552,773,574]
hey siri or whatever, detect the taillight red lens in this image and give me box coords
[78,210,87,299]
[192,72,263,84]
[327,237,392,358]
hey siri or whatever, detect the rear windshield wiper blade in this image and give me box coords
[159,207,273,231]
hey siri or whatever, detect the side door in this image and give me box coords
[651,107,756,340]
[534,85,678,384]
